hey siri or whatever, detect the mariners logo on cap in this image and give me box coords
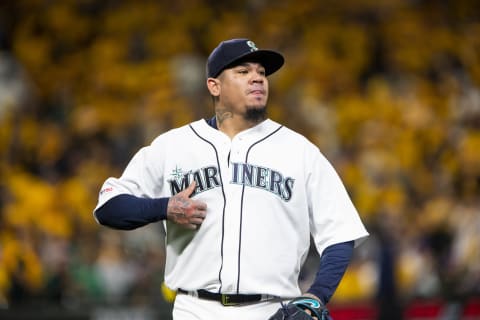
[247,40,258,52]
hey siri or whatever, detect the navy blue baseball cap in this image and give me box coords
[206,38,284,78]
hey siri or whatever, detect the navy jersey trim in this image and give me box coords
[188,124,227,293]
[236,124,284,293]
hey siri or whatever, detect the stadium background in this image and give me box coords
[0,0,479,319]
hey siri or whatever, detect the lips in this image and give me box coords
[248,88,265,95]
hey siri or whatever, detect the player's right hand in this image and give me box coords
[166,181,207,230]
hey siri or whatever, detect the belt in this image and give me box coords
[177,288,279,306]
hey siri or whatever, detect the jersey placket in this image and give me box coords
[218,134,248,293]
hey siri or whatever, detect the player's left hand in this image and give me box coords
[301,293,330,320]
[268,295,331,320]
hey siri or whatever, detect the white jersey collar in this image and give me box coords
[190,118,281,142]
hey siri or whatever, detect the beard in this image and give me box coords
[244,105,267,122]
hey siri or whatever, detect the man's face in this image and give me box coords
[216,62,269,119]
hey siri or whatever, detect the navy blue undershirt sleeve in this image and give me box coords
[95,117,217,231]
[306,240,354,304]
[94,194,169,230]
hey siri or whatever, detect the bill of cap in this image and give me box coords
[219,50,284,77]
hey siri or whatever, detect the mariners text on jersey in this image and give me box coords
[167,163,295,201]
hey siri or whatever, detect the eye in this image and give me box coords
[238,69,248,74]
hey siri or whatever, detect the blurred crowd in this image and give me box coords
[0,0,479,317]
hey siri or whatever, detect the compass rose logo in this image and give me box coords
[170,166,190,181]
[247,40,258,52]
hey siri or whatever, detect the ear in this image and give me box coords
[207,78,220,97]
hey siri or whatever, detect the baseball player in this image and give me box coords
[94,38,369,320]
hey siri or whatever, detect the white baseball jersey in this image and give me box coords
[95,118,368,298]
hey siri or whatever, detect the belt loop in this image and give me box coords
[178,289,198,298]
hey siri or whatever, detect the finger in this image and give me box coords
[184,223,198,230]
[305,310,317,320]
[189,217,204,225]
[194,201,207,211]
[184,180,197,197]
[192,203,207,214]
[191,211,206,219]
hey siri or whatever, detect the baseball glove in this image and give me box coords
[268,297,331,320]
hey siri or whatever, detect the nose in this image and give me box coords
[251,71,264,83]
